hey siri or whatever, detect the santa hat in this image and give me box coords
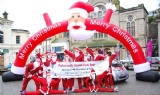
[93,49,98,52]
[91,69,96,73]
[69,1,99,18]
[45,52,50,55]
[52,52,57,56]
[74,48,80,52]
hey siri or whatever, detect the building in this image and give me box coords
[39,0,149,60]
[0,11,30,67]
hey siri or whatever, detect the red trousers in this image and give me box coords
[24,89,64,95]
[77,78,82,89]
[96,71,108,87]
[62,78,73,90]
[52,78,60,90]
[21,76,40,90]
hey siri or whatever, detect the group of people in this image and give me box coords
[20,45,119,95]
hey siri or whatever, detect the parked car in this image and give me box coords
[120,57,134,70]
[112,60,129,82]
[151,57,160,64]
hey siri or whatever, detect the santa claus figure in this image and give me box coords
[49,51,61,90]
[84,52,91,62]
[67,1,99,40]
[73,69,118,93]
[86,45,104,61]
[63,47,84,89]
[20,58,42,93]
[21,72,68,95]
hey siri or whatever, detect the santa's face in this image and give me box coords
[52,55,57,61]
[74,50,80,57]
[68,13,95,40]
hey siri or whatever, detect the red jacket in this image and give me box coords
[64,50,84,62]
[86,48,104,61]
[24,63,40,78]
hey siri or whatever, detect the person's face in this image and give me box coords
[93,51,98,55]
[68,13,85,27]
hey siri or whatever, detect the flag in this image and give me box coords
[146,39,152,65]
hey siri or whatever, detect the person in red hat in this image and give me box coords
[62,54,73,90]
[21,72,68,95]
[63,47,84,89]
[49,51,61,90]
[85,45,105,61]
[67,1,98,40]
[72,69,118,93]
[20,58,42,93]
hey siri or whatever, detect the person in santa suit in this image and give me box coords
[105,50,117,88]
[35,49,42,60]
[82,52,91,88]
[73,69,118,93]
[49,51,61,90]
[21,72,68,95]
[20,58,42,93]
[62,54,73,90]
[63,47,84,89]
[86,45,104,61]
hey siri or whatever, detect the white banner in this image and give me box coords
[45,59,109,78]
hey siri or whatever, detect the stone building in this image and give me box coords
[0,11,30,67]
[39,0,149,60]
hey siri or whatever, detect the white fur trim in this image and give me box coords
[11,65,26,75]
[133,62,150,73]
[69,8,88,18]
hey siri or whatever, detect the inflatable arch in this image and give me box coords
[2,15,160,82]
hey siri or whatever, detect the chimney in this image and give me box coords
[3,11,8,19]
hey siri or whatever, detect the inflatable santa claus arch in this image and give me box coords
[2,1,160,82]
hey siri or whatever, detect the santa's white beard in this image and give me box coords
[65,58,69,62]
[75,52,80,57]
[47,77,52,83]
[68,22,95,40]
[42,57,46,62]
[90,73,96,80]
[84,57,88,61]
[33,62,40,69]
[52,57,57,62]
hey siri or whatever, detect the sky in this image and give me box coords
[0,0,159,36]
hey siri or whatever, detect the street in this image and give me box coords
[0,70,160,95]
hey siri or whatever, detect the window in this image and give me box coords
[0,31,4,43]
[126,15,135,36]
[94,33,104,39]
[52,46,63,52]
[16,36,20,44]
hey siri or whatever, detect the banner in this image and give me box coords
[146,39,152,65]
[45,60,109,78]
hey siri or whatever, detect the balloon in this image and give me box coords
[11,20,68,75]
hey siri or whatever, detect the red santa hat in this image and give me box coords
[52,52,57,56]
[74,48,80,52]
[69,1,99,18]
[45,51,50,55]
[91,69,96,73]
[93,49,98,52]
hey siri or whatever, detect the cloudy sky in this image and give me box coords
[0,0,159,36]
